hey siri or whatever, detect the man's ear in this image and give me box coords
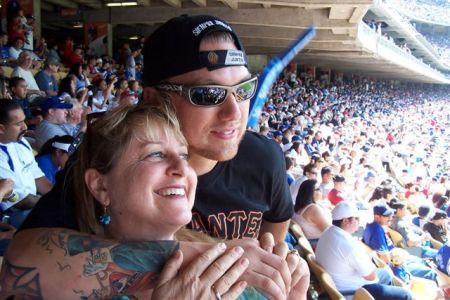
[84,169,110,207]
[0,124,5,135]
[143,87,164,105]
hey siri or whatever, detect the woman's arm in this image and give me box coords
[3,228,291,300]
[306,204,332,232]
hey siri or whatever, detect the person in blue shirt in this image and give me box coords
[9,77,42,128]
[0,31,11,66]
[363,203,437,282]
[34,58,60,97]
[35,135,74,184]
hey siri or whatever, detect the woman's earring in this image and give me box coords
[99,206,111,225]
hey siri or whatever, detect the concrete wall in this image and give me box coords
[247,54,269,74]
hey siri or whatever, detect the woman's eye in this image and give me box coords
[147,152,165,160]
[180,153,189,160]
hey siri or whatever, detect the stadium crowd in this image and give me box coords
[389,0,450,25]
[0,7,449,300]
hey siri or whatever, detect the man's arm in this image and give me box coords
[1,228,178,299]
[35,176,53,195]
[259,220,290,244]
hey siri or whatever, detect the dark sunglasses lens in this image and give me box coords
[235,79,257,101]
[190,87,227,106]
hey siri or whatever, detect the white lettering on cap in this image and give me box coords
[192,19,233,36]
[224,50,245,65]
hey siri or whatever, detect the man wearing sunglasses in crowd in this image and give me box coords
[2,15,308,299]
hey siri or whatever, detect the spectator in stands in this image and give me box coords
[8,36,24,61]
[68,63,89,91]
[0,32,10,65]
[412,205,431,229]
[35,135,74,184]
[34,57,60,96]
[328,174,346,206]
[11,52,44,96]
[35,37,49,60]
[293,179,331,243]
[91,76,117,112]
[22,14,34,52]
[34,96,73,149]
[389,200,437,258]
[285,156,295,186]
[67,44,83,67]
[316,201,413,299]
[46,41,61,63]
[124,45,141,80]
[57,75,76,101]
[9,77,42,127]
[362,203,437,282]
[290,163,318,201]
[423,210,448,244]
[303,134,316,157]
[0,100,52,228]
[59,99,88,136]
[319,166,334,199]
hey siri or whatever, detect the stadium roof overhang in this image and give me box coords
[40,0,448,84]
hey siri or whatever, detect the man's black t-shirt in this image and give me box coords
[20,132,294,238]
[188,132,293,240]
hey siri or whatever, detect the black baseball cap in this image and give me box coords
[143,14,248,85]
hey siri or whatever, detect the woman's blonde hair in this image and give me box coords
[74,98,186,235]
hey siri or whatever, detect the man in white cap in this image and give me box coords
[316,201,412,299]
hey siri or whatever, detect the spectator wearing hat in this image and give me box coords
[316,201,412,299]
[390,199,437,258]
[34,57,60,96]
[363,203,437,282]
[412,205,431,229]
[35,135,75,184]
[34,96,73,149]
[423,210,449,244]
[328,174,346,206]
[272,130,283,145]
[11,52,44,97]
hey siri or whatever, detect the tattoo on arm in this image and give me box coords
[4,231,180,298]
[0,259,43,300]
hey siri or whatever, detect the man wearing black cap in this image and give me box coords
[143,15,293,244]
[4,15,306,299]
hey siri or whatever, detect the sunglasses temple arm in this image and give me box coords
[247,26,316,129]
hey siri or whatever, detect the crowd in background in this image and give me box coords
[390,0,450,25]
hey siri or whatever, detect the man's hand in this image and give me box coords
[225,238,291,300]
[0,223,16,240]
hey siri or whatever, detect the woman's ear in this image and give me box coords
[85,169,110,207]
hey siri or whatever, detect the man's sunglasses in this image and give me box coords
[154,76,258,107]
